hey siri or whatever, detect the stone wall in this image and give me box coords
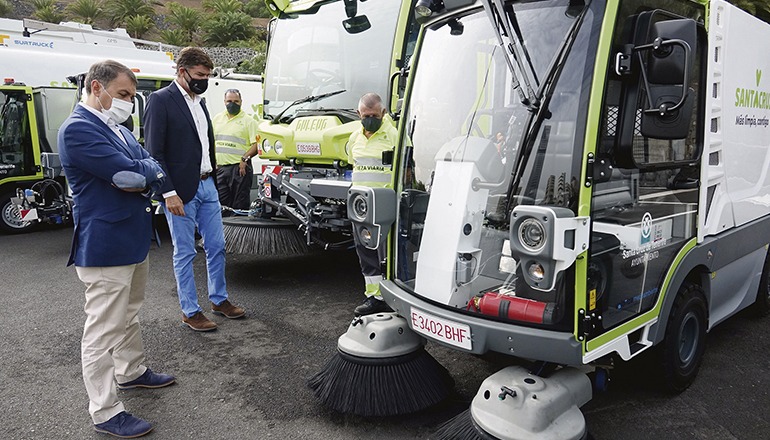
[136,44,257,68]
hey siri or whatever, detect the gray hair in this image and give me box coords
[84,60,136,93]
[358,92,384,111]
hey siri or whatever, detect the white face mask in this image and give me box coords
[97,83,133,124]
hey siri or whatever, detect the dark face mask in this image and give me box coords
[361,116,382,133]
[185,71,209,95]
[226,102,241,115]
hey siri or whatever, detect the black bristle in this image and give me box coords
[432,409,496,440]
[307,347,455,417]
[222,220,309,255]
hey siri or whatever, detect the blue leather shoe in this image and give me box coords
[117,368,175,390]
[94,411,152,438]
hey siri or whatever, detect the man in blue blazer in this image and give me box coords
[59,60,175,438]
[144,47,245,332]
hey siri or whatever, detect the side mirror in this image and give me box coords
[640,19,697,140]
[348,186,396,250]
[614,13,701,169]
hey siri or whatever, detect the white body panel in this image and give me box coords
[415,160,489,307]
[701,1,770,239]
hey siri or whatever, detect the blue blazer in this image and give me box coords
[58,105,165,267]
[143,82,217,203]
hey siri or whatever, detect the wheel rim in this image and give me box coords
[2,200,29,230]
[678,311,700,366]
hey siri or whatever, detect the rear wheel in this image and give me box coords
[659,282,707,393]
[0,192,36,234]
[751,255,770,317]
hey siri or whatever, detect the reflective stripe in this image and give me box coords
[352,172,392,183]
[215,146,247,155]
[355,157,386,167]
[365,283,381,296]
[364,275,381,285]
[215,134,248,145]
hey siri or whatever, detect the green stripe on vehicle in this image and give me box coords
[585,237,696,352]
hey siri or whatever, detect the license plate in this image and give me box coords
[296,142,321,156]
[410,308,472,350]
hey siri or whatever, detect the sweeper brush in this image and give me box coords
[432,366,592,440]
[307,312,454,416]
[222,216,309,255]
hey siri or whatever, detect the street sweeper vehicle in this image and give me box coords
[307,0,770,438]
[221,0,419,254]
[0,80,75,233]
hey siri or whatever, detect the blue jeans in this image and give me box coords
[162,177,228,317]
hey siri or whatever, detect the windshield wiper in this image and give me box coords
[270,89,346,124]
[505,2,589,213]
[478,0,538,109]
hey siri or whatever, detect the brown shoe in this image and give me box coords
[182,312,218,332]
[211,299,245,319]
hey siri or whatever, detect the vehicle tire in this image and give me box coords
[659,282,707,393]
[751,255,770,317]
[0,191,36,234]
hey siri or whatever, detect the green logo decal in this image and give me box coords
[757,69,763,87]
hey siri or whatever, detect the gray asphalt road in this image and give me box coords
[1,224,768,440]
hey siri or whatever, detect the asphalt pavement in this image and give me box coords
[1,224,768,440]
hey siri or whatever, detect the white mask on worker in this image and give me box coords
[97,82,133,124]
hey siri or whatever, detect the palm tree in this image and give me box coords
[124,14,154,38]
[202,0,243,14]
[0,0,12,18]
[159,28,189,47]
[34,5,67,23]
[66,0,104,25]
[106,0,158,27]
[166,2,202,43]
[202,10,255,46]
[30,0,56,9]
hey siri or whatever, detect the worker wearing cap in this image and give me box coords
[212,89,260,212]
[348,92,398,316]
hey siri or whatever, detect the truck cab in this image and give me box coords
[355,0,770,391]
[0,81,74,232]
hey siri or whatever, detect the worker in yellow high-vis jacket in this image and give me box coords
[349,93,398,316]
[212,89,260,212]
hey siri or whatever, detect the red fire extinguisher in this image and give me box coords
[468,292,555,325]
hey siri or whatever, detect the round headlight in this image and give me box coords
[350,194,368,221]
[262,138,272,153]
[519,218,546,252]
[274,140,283,155]
[527,262,545,281]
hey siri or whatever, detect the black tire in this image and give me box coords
[751,255,770,317]
[659,282,707,393]
[0,192,36,234]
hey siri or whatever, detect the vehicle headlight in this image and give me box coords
[274,140,283,155]
[519,218,546,252]
[359,227,372,243]
[262,138,272,153]
[527,262,545,281]
[349,193,368,222]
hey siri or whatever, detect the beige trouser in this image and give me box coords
[76,256,149,424]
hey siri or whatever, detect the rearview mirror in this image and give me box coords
[343,15,371,34]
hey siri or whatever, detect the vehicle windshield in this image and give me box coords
[395,0,602,328]
[262,0,401,119]
[0,89,34,178]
